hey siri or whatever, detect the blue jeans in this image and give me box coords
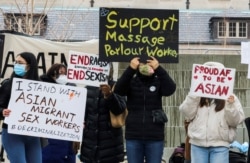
[191,144,229,163]
[126,139,164,163]
[2,128,42,163]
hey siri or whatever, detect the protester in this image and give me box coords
[40,63,80,163]
[0,52,42,163]
[114,56,176,163]
[79,63,125,163]
[179,62,245,163]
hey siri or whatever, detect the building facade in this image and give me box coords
[1,0,249,54]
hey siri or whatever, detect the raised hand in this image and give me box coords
[147,56,159,70]
[130,57,140,70]
[100,84,112,98]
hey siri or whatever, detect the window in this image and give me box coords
[218,21,247,38]
[4,13,47,36]
[210,17,250,40]
[239,22,247,37]
[218,21,226,37]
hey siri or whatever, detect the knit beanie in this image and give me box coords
[203,61,225,68]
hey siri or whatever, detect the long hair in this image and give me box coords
[200,97,225,112]
[11,52,39,81]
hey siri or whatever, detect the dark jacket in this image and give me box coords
[114,66,176,140]
[80,82,125,163]
[0,78,12,128]
[40,74,76,163]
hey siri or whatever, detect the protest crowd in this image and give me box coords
[0,4,249,163]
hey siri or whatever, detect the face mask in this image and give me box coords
[14,64,27,77]
[55,75,68,85]
[139,64,154,76]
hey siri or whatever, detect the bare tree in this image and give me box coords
[0,0,56,36]
[0,0,87,41]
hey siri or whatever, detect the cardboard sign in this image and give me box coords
[5,78,87,142]
[67,50,110,87]
[99,7,179,63]
[190,64,235,99]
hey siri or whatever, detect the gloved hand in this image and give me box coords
[230,141,249,153]
[241,142,249,153]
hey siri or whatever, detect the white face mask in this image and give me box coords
[55,75,68,85]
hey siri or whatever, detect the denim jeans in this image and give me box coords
[191,144,229,163]
[126,139,164,163]
[2,128,42,163]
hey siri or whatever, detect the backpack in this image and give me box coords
[169,143,185,163]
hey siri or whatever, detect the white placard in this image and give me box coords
[190,64,235,100]
[241,42,250,64]
[5,78,87,142]
[67,50,110,87]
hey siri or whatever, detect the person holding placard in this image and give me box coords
[0,52,42,163]
[79,63,126,163]
[179,62,245,163]
[113,57,176,163]
[40,63,79,163]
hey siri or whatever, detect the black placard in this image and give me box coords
[99,7,179,63]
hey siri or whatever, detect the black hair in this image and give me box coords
[11,52,39,81]
[46,63,67,80]
[200,97,225,112]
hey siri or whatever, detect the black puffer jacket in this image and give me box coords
[80,82,125,163]
[114,66,176,140]
[0,78,12,128]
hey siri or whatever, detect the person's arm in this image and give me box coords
[179,93,200,121]
[0,80,12,119]
[224,94,245,127]
[154,66,176,96]
[147,56,176,96]
[101,84,126,115]
[106,93,126,115]
[114,57,139,96]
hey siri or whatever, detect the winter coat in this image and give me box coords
[80,83,125,163]
[40,74,76,163]
[114,66,176,141]
[179,93,245,147]
[0,78,12,128]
